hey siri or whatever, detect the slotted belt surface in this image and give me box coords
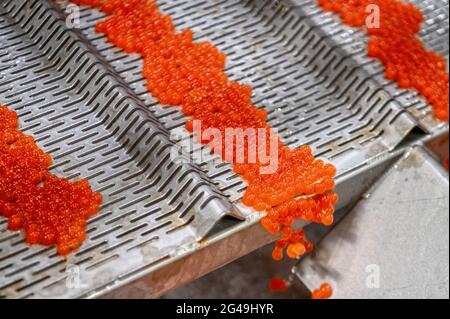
[0,0,447,298]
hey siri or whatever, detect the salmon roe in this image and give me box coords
[318,0,449,121]
[0,106,102,256]
[71,0,338,260]
[311,283,333,299]
[269,277,289,293]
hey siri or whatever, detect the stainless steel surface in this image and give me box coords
[296,147,449,299]
[163,242,311,300]
[0,0,238,299]
[424,130,449,165]
[101,148,404,299]
[0,0,448,299]
[70,0,419,176]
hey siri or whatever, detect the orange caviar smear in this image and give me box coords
[0,106,102,256]
[311,283,333,299]
[70,0,337,259]
[318,0,449,121]
[269,277,289,293]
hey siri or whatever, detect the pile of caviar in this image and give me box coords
[318,0,449,121]
[0,106,102,256]
[311,283,333,299]
[71,0,337,260]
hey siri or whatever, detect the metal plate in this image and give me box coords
[294,0,449,132]
[0,0,447,298]
[0,0,236,298]
[70,0,420,175]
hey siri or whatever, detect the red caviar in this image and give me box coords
[0,106,102,256]
[318,0,449,121]
[311,283,333,299]
[270,277,289,292]
[70,0,338,259]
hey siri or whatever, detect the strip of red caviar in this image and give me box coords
[311,283,333,299]
[318,0,449,121]
[69,0,337,260]
[0,106,102,256]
